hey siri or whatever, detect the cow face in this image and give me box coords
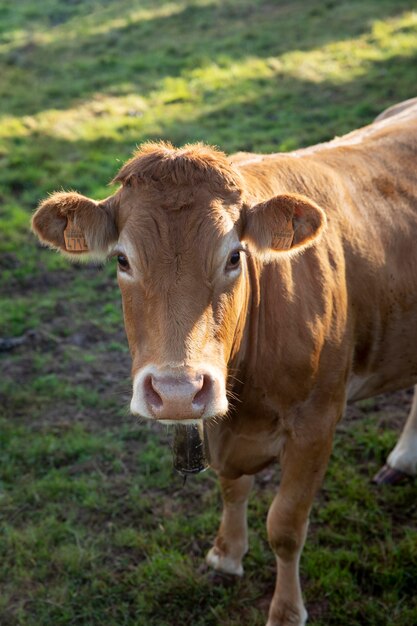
[32,143,326,424]
[113,181,246,424]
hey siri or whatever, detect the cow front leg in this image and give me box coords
[206,474,254,576]
[266,434,333,626]
[374,384,417,484]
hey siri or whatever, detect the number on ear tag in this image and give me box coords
[64,216,88,252]
[271,232,294,250]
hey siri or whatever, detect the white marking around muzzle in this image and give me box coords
[130,363,229,424]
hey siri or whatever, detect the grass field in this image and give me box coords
[1,1,417,624]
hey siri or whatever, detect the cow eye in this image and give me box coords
[226,250,241,271]
[117,254,130,271]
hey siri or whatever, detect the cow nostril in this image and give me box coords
[144,375,163,410]
[192,375,212,409]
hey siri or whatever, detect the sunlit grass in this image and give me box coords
[284,11,417,83]
[1,11,416,145]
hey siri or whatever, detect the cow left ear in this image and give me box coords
[242,193,326,259]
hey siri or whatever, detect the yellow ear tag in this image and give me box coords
[64,215,89,253]
[271,232,294,250]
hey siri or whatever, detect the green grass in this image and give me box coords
[1,0,417,624]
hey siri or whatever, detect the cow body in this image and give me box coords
[210,101,417,478]
[32,99,417,626]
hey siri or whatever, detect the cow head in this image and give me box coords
[32,142,326,424]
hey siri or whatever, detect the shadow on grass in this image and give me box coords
[175,50,417,151]
[2,46,416,221]
[0,0,414,116]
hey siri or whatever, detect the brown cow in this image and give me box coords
[32,99,417,626]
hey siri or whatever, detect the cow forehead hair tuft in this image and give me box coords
[113,141,243,194]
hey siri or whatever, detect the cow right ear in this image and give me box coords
[242,193,326,261]
[31,191,119,260]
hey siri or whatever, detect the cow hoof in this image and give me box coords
[205,547,244,576]
[266,604,307,626]
[372,464,411,485]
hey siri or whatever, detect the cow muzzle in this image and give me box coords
[130,366,228,423]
